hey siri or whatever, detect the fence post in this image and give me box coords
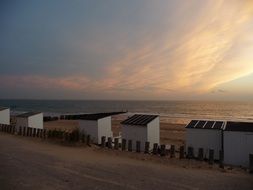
[249,154,253,173]
[101,136,106,147]
[23,127,26,136]
[136,141,141,153]
[121,139,126,151]
[33,128,36,137]
[219,150,224,168]
[170,145,175,158]
[152,143,158,155]
[43,129,47,139]
[114,138,119,150]
[128,140,132,152]
[209,149,214,165]
[179,146,185,159]
[18,126,22,135]
[160,144,166,156]
[198,148,204,161]
[86,135,91,146]
[108,137,112,149]
[145,141,150,154]
[187,147,194,159]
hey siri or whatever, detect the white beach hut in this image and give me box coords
[121,114,160,152]
[0,107,10,125]
[224,121,253,167]
[185,120,225,160]
[16,112,43,129]
[78,113,113,144]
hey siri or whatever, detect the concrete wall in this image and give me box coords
[28,113,43,129]
[121,124,147,151]
[147,117,160,147]
[224,131,253,167]
[97,117,112,144]
[79,120,98,143]
[186,128,222,160]
[0,109,10,125]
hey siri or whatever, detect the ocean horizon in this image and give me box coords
[1,99,253,124]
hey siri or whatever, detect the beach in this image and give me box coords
[43,118,186,146]
[0,133,252,190]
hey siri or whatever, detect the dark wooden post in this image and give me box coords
[29,127,33,137]
[170,145,175,158]
[187,147,194,159]
[43,129,47,139]
[219,150,224,168]
[209,149,214,165]
[198,148,204,161]
[152,143,158,155]
[136,141,141,153]
[33,128,36,137]
[114,138,119,150]
[179,146,185,159]
[36,129,40,137]
[23,127,26,136]
[101,136,106,147]
[108,137,112,149]
[145,141,150,154]
[121,139,126,151]
[128,140,132,152]
[86,135,91,146]
[160,144,166,156]
[249,154,253,173]
[26,127,29,136]
[18,126,22,135]
[81,134,86,143]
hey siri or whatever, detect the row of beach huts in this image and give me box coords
[0,107,253,169]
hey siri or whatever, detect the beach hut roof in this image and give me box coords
[225,121,253,132]
[17,112,42,118]
[0,107,9,111]
[121,114,158,126]
[79,112,126,121]
[185,120,225,130]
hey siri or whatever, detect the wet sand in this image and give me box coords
[0,133,252,190]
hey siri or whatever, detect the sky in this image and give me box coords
[1,0,253,100]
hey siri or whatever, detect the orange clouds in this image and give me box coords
[2,0,253,100]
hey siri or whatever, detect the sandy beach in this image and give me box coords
[44,119,186,146]
[0,133,252,190]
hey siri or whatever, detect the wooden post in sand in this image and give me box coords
[179,146,185,159]
[33,128,36,137]
[121,139,126,151]
[23,127,26,136]
[81,134,86,143]
[18,126,22,135]
[198,148,204,161]
[136,141,141,153]
[145,141,150,154]
[152,143,158,155]
[101,136,106,147]
[12,125,15,134]
[86,135,91,146]
[187,147,194,159]
[160,145,166,156]
[43,129,46,139]
[128,140,132,152]
[108,137,112,149]
[249,154,253,173]
[170,145,175,158]
[219,150,224,168]
[114,138,119,150]
[209,149,214,165]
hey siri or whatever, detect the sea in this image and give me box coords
[1,99,253,124]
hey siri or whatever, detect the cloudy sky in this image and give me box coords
[1,0,253,100]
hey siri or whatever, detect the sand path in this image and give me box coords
[0,133,252,190]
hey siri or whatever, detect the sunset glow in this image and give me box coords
[1,0,253,100]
